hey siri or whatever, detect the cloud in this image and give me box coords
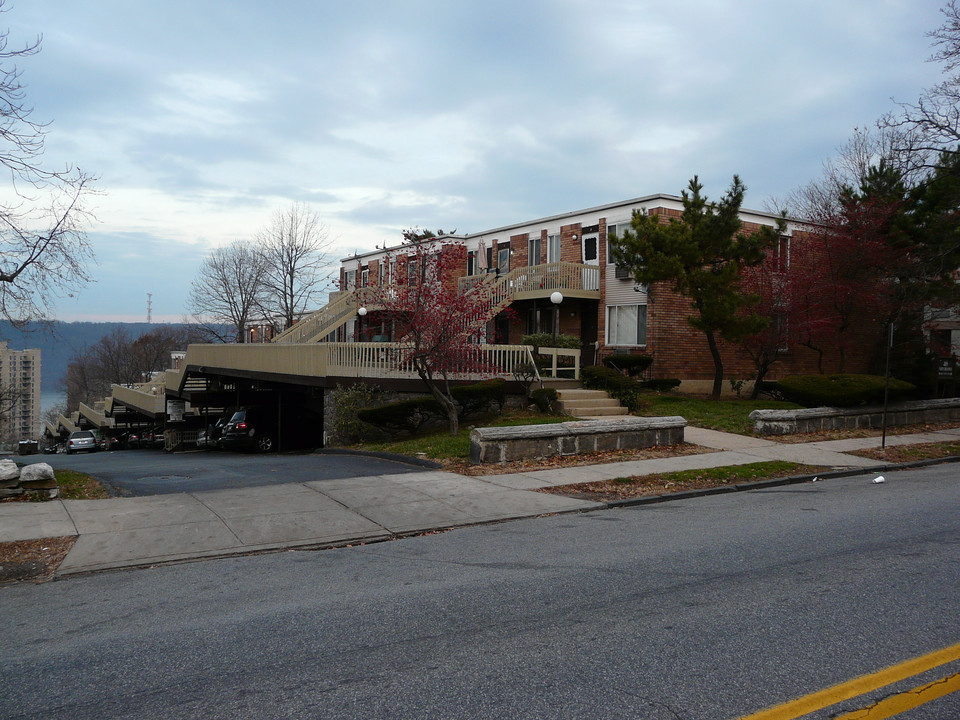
[0,0,947,322]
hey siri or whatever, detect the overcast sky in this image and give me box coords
[3,1,948,322]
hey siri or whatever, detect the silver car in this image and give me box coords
[66,430,98,454]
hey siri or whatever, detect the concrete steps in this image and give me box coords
[556,388,629,417]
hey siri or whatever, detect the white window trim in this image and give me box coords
[547,233,561,264]
[606,303,648,347]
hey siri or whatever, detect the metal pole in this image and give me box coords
[881,323,893,449]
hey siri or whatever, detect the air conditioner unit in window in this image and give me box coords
[614,264,632,279]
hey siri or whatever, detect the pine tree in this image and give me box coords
[610,176,784,398]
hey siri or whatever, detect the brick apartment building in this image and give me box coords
[337,194,873,390]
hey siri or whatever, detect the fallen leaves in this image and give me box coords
[0,536,76,584]
[440,443,713,476]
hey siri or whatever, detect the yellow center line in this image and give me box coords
[835,672,960,719]
[734,641,960,720]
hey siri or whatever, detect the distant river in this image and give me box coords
[40,390,67,414]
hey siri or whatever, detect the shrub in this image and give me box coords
[357,396,445,435]
[772,374,916,407]
[640,378,681,392]
[355,380,507,438]
[451,379,506,418]
[602,353,653,377]
[521,332,582,349]
[755,380,785,401]
[581,365,646,412]
[583,365,640,393]
[512,362,539,395]
[530,387,559,413]
[329,383,383,444]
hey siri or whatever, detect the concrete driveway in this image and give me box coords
[20,448,435,497]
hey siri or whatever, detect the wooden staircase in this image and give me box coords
[555,387,629,417]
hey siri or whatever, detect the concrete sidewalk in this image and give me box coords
[1,427,956,576]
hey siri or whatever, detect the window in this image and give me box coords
[388,258,396,285]
[526,306,554,335]
[606,304,647,346]
[773,312,790,352]
[467,251,476,276]
[547,234,560,264]
[360,268,369,287]
[344,269,357,290]
[377,262,385,286]
[607,223,632,279]
[582,234,598,263]
[498,245,510,274]
[776,235,790,272]
[606,223,619,259]
[528,234,542,266]
[407,258,417,285]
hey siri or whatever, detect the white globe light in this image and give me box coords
[358,307,368,316]
[550,291,563,305]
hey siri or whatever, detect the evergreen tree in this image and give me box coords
[610,176,784,398]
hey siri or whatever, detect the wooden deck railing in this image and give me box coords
[274,262,601,347]
[170,342,551,392]
[535,347,581,379]
[273,290,358,344]
[322,343,541,380]
[458,261,601,297]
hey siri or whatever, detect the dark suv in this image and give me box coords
[219,406,278,452]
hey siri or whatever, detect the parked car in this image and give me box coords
[219,406,278,452]
[148,426,166,449]
[98,436,119,451]
[66,430,98,454]
[197,411,234,449]
[120,431,140,449]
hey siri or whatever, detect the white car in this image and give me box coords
[66,430,98,454]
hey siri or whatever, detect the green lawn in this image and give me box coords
[639,395,800,435]
[354,394,797,459]
[612,460,811,486]
[361,412,569,459]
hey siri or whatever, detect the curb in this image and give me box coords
[601,454,960,509]
[312,447,444,470]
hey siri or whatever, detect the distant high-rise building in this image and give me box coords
[0,342,40,443]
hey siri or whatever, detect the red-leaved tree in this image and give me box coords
[789,194,904,373]
[738,250,794,397]
[360,241,508,435]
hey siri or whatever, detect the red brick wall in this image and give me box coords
[510,233,528,268]
[640,223,877,381]
[560,223,581,263]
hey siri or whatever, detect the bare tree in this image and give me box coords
[64,325,198,409]
[881,1,960,167]
[256,202,333,330]
[0,2,96,325]
[187,241,269,343]
[773,126,922,221]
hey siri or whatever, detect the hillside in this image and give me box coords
[0,321,198,392]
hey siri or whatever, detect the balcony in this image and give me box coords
[458,262,601,301]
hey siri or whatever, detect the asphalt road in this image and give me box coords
[18,447,433,496]
[2,465,959,719]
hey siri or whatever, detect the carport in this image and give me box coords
[167,366,325,452]
[105,386,166,443]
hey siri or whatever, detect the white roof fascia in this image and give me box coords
[340,194,810,268]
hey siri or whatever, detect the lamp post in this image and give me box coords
[357,307,367,342]
[550,291,563,343]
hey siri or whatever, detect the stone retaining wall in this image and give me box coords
[0,459,58,499]
[749,398,960,435]
[469,416,686,465]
